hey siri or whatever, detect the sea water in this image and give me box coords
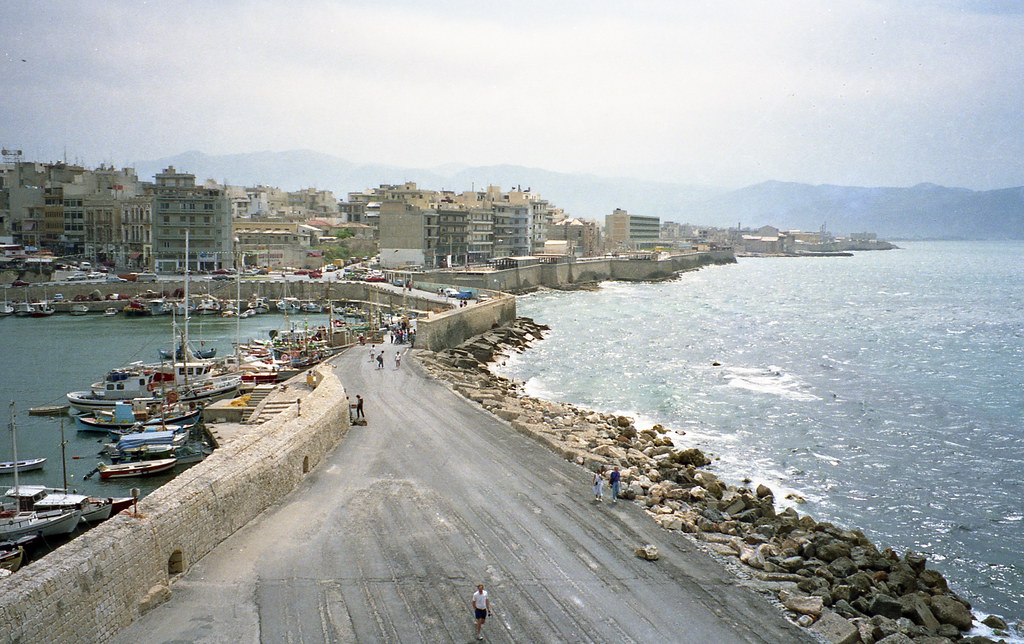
[494,241,1024,627]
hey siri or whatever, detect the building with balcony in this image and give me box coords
[151,166,233,272]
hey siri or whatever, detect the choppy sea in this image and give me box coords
[494,241,1024,631]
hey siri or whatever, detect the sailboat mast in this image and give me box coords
[183,229,190,389]
[60,416,68,490]
[9,402,18,493]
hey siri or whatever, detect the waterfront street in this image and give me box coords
[110,345,816,643]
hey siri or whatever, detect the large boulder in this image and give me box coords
[809,608,859,644]
[868,594,904,620]
[929,595,973,630]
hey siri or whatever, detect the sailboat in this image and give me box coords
[0,403,80,539]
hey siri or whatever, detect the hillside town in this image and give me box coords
[0,153,891,281]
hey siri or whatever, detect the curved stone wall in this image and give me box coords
[0,363,350,644]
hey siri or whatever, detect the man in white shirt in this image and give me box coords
[471,583,491,640]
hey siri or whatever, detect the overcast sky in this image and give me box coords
[1,0,1022,190]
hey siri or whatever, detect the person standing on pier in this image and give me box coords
[471,583,491,640]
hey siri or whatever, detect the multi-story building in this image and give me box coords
[378,202,437,268]
[0,161,87,249]
[604,208,661,251]
[151,166,233,272]
[547,217,601,257]
[233,220,323,269]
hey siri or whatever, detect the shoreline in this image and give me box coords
[416,317,1018,644]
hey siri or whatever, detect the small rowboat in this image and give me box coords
[0,458,46,474]
[96,458,177,480]
[0,546,24,572]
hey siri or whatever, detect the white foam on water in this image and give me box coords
[722,365,820,402]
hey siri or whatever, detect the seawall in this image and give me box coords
[0,363,350,644]
[432,250,736,293]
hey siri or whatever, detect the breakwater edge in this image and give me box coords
[421,315,1020,643]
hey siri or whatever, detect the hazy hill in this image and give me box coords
[687,181,1024,239]
[132,150,1024,239]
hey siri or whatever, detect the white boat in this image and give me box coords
[69,303,90,316]
[276,297,301,312]
[0,458,46,474]
[66,361,240,412]
[12,302,36,317]
[195,296,220,315]
[0,508,81,538]
[4,486,112,526]
[148,298,174,316]
[250,297,271,314]
[0,300,13,316]
[104,307,118,316]
[301,302,322,313]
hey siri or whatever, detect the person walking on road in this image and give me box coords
[355,394,364,420]
[593,467,604,502]
[376,353,384,369]
[610,466,621,503]
[471,583,491,640]
[394,351,402,369]
[368,345,376,363]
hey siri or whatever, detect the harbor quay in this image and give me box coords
[0,249,839,642]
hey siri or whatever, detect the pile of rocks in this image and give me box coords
[417,317,1016,644]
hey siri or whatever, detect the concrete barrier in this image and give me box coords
[0,362,350,644]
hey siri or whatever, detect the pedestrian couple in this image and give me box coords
[592,466,621,503]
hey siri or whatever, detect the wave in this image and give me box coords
[722,365,820,401]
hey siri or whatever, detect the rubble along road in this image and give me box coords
[112,346,817,643]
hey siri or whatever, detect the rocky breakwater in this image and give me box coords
[417,317,1017,644]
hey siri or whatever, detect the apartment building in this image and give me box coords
[151,166,233,272]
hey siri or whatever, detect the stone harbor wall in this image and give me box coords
[417,318,1018,644]
[0,362,350,644]
[415,294,517,352]
[430,250,736,294]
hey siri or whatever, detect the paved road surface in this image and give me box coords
[112,345,817,643]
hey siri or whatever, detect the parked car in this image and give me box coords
[211,268,233,275]
[87,271,105,279]
[10,280,29,287]
[67,272,90,281]
[52,293,65,302]
[308,270,322,279]
[364,273,386,282]
[134,273,158,283]
[106,275,128,283]
[293,269,309,276]
[211,273,233,281]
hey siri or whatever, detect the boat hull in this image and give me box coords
[0,458,46,474]
[97,458,177,479]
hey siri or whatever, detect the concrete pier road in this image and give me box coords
[112,346,817,644]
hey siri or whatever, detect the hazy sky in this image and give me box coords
[2,0,1022,190]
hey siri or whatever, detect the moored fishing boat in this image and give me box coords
[0,544,24,572]
[66,360,240,411]
[95,457,177,480]
[73,401,202,433]
[69,303,89,316]
[0,458,46,474]
[4,486,113,526]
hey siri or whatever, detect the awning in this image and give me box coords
[128,252,142,259]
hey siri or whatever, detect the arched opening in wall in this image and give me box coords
[302,455,310,473]
[168,549,185,575]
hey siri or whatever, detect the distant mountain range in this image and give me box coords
[134,150,1024,240]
